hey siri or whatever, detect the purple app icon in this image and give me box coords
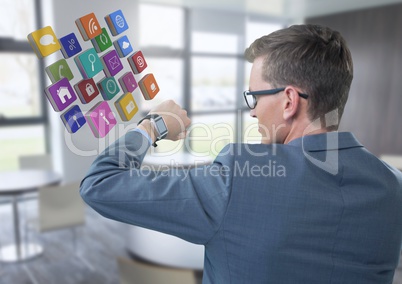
[101,49,123,77]
[45,77,77,112]
[119,72,138,93]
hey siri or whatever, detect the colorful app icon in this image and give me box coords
[101,49,123,77]
[128,51,147,74]
[75,12,102,41]
[45,59,74,83]
[86,101,117,138]
[74,78,100,104]
[115,92,138,121]
[114,35,133,58]
[98,77,120,100]
[105,10,129,36]
[59,32,82,58]
[139,73,159,100]
[61,105,86,133]
[74,48,104,79]
[119,72,138,93]
[91,28,112,53]
[27,26,61,58]
[44,77,77,112]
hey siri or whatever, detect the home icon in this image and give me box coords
[57,86,72,104]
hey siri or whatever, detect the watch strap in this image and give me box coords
[137,114,161,147]
[137,114,160,126]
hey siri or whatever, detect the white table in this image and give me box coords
[0,170,61,262]
[380,155,402,171]
[126,152,212,270]
[142,152,213,169]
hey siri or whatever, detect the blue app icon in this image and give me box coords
[114,35,133,58]
[59,33,82,59]
[61,105,86,133]
[106,10,129,36]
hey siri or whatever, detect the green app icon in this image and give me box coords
[74,48,103,79]
[98,77,120,100]
[45,59,74,83]
[91,28,112,53]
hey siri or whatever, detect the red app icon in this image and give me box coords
[74,78,100,104]
[128,51,147,74]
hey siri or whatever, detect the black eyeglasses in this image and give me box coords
[243,87,309,109]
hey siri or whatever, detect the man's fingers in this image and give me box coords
[177,131,187,140]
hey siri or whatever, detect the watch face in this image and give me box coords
[155,117,167,134]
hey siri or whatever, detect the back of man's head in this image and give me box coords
[245,24,353,124]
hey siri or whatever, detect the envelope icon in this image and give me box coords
[108,55,120,70]
[102,50,123,77]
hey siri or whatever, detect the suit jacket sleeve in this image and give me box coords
[80,130,234,245]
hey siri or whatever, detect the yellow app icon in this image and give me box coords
[114,93,138,121]
[27,26,61,58]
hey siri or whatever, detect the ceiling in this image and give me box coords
[140,0,402,20]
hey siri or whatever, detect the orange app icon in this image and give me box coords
[139,74,160,100]
[75,13,102,41]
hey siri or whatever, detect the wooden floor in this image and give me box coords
[1,199,402,284]
[0,199,132,284]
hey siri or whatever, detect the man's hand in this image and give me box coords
[139,100,191,142]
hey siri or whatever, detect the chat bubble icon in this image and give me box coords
[40,34,56,46]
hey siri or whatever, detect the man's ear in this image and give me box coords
[282,86,300,121]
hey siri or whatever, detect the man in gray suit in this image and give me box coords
[81,24,402,283]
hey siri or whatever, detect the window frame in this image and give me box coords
[0,0,48,128]
[139,5,286,153]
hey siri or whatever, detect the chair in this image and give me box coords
[24,182,93,281]
[0,154,53,206]
[36,181,85,232]
[18,154,54,204]
[19,154,53,171]
[117,257,198,284]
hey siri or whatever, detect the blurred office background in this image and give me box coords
[1,0,402,283]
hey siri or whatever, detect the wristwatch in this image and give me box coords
[137,114,168,147]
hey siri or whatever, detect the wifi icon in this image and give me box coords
[76,13,102,41]
[89,18,98,35]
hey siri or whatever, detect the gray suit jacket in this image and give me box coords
[81,131,402,283]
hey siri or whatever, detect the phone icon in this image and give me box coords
[45,59,74,83]
[59,65,64,78]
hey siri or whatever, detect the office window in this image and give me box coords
[140,58,184,113]
[245,21,283,48]
[139,4,185,154]
[192,32,238,54]
[0,0,36,39]
[191,57,237,111]
[0,125,46,171]
[138,5,284,155]
[0,0,46,171]
[0,53,42,118]
[139,4,184,49]
[189,114,235,158]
